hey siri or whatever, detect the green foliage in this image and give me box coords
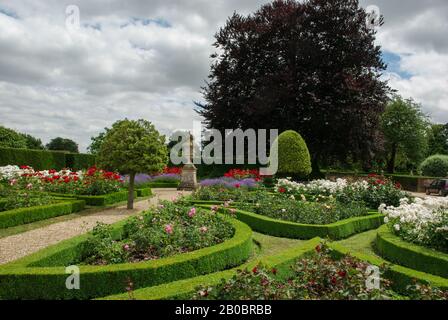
[381,96,429,172]
[20,133,45,150]
[97,119,168,174]
[0,126,27,149]
[427,124,448,156]
[88,128,110,155]
[46,137,79,153]
[74,191,132,206]
[419,155,448,177]
[0,147,66,170]
[0,200,85,229]
[78,201,234,265]
[0,217,252,299]
[195,244,397,300]
[376,225,448,279]
[65,153,96,170]
[271,130,311,178]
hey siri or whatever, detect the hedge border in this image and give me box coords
[329,242,448,293]
[0,215,253,300]
[136,188,153,197]
[100,238,322,300]
[102,238,448,300]
[50,190,134,206]
[190,201,383,240]
[143,182,179,188]
[0,200,86,229]
[375,224,448,279]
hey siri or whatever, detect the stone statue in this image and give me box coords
[177,132,198,191]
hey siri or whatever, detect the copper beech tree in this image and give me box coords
[196,0,390,173]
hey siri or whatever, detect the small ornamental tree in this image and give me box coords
[97,119,168,209]
[271,130,312,179]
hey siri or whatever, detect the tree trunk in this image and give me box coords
[310,154,325,180]
[127,172,135,210]
[387,143,397,174]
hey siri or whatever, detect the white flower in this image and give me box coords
[394,224,401,231]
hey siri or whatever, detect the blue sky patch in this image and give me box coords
[382,51,413,79]
[121,17,171,29]
[0,7,19,19]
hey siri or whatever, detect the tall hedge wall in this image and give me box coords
[0,147,95,170]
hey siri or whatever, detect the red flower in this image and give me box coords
[278,187,286,193]
[271,268,277,275]
[331,277,338,285]
[235,183,241,189]
[252,266,258,274]
[337,271,347,278]
[315,245,321,253]
[20,165,31,170]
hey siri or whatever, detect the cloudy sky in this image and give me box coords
[0,0,447,152]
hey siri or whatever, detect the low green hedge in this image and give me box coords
[0,199,7,212]
[0,215,253,300]
[50,190,133,206]
[375,225,448,279]
[136,188,152,197]
[0,200,86,229]
[100,238,322,300]
[329,243,448,293]
[0,147,66,170]
[191,201,383,240]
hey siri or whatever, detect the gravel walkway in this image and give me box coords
[0,189,189,265]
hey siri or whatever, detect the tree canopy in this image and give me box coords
[427,124,448,156]
[97,119,168,209]
[196,0,390,172]
[46,137,79,153]
[0,125,27,149]
[380,96,429,173]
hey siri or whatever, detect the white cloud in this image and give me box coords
[0,0,447,151]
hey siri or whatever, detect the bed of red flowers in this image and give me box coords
[223,168,262,181]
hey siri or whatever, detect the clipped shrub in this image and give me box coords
[0,147,66,170]
[65,153,96,170]
[270,130,311,179]
[420,155,448,177]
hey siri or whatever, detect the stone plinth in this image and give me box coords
[177,163,198,191]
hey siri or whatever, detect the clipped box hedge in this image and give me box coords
[101,238,322,300]
[0,147,66,170]
[191,201,384,240]
[143,182,179,189]
[0,200,86,229]
[329,242,448,293]
[50,190,134,206]
[0,216,253,300]
[375,224,448,279]
[136,188,153,197]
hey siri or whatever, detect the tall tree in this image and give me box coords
[46,137,79,153]
[21,133,45,150]
[97,119,168,209]
[0,125,27,149]
[427,123,448,156]
[380,96,429,173]
[196,0,389,172]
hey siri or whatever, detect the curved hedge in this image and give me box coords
[0,200,86,229]
[0,216,252,300]
[100,238,322,300]
[329,242,448,293]
[191,201,383,240]
[376,224,448,279]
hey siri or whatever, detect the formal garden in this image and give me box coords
[0,0,448,303]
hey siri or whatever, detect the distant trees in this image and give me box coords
[46,137,79,153]
[380,96,429,174]
[427,124,448,156]
[0,126,27,149]
[21,134,45,150]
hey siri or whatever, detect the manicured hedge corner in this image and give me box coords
[376,224,448,279]
[75,190,133,206]
[328,242,448,293]
[99,238,322,300]
[0,216,253,300]
[136,188,152,197]
[0,200,86,229]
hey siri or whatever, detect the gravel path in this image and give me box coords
[0,189,189,265]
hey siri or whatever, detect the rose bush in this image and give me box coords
[379,197,448,253]
[76,200,234,265]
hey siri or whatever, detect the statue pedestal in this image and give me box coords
[177,163,198,191]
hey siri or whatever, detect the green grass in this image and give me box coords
[0,195,154,239]
[335,228,381,257]
[252,232,304,258]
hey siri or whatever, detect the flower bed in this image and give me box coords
[76,201,235,265]
[379,197,448,253]
[0,210,252,299]
[276,175,409,209]
[0,199,86,229]
[375,224,448,279]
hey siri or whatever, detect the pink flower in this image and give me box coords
[165,224,174,234]
[158,204,165,209]
[199,226,208,233]
[123,244,130,251]
[26,183,33,190]
[211,205,219,212]
[229,208,236,215]
[188,207,196,218]
[9,179,17,186]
